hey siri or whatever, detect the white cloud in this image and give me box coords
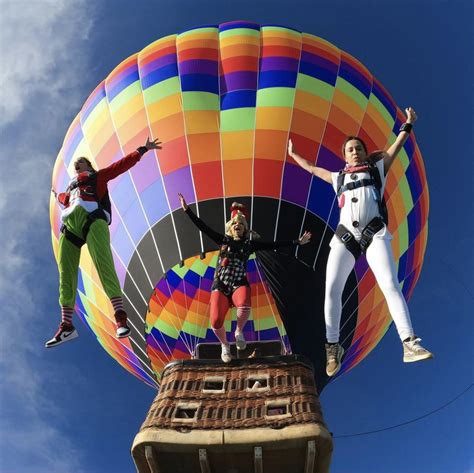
[0,1,94,471]
[0,0,92,127]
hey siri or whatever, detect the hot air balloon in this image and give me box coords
[50,21,428,393]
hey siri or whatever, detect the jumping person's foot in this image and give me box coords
[325,343,344,377]
[221,344,232,363]
[114,309,131,338]
[45,322,78,348]
[403,336,433,362]
[235,331,247,351]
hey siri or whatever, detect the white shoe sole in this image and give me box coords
[235,333,247,351]
[326,363,342,377]
[221,345,232,363]
[403,352,434,363]
[45,330,79,348]
[116,327,131,338]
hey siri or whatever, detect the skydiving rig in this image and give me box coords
[131,340,333,473]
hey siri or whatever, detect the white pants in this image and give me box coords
[325,238,414,343]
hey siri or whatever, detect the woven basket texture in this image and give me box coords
[140,360,325,431]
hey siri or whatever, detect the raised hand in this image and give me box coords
[145,137,163,150]
[405,107,417,124]
[178,193,188,211]
[288,138,294,156]
[298,230,312,245]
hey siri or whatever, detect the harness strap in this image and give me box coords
[368,160,382,188]
[61,209,108,249]
[335,216,386,258]
[82,208,108,241]
[336,172,345,198]
[367,162,388,224]
[359,217,385,253]
[66,173,112,223]
[60,225,85,248]
[335,225,361,260]
[337,178,375,196]
[336,161,389,224]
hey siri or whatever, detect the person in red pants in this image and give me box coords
[178,193,311,362]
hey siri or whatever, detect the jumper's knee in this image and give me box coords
[377,277,400,294]
[326,284,344,303]
[211,318,224,330]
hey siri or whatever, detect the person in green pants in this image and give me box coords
[46,137,162,348]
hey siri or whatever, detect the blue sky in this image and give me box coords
[0,1,472,472]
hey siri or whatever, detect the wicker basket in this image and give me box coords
[132,350,333,473]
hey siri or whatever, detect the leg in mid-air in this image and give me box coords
[232,285,251,351]
[86,219,131,338]
[210,290,232,362]
[366,238,433,362]
[324,242,356,376]
[45,233,81,348]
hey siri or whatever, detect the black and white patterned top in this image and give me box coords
[185,208,298,295]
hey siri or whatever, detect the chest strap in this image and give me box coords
[336,165,388,224]
[335,217,385,259]
[337,178,375,197]
[61,209,109,248]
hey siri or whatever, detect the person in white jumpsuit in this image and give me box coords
[288,107,433,376]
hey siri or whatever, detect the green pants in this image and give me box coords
[58,206,122,308]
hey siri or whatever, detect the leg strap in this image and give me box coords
[335,217,385,258]
[61,225,85,248]
[82,209,108,240]
[359,217,385,254]
[335,225,361,260]
[60,209,108,249]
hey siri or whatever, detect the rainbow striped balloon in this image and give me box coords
[50,21,428,390]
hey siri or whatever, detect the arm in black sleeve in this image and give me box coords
[184,207,225,245]
[250,239,299,251]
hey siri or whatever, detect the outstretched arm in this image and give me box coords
[137,137,162,155]
[51,188,70,206]
[288,139,332,184]
[251,230,312,251]
[178,193,225,245]
[383,107,417,173]
[99,137,163,181]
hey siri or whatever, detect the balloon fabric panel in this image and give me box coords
[50,21,429,391]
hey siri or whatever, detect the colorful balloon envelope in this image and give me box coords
[50,21,429,391]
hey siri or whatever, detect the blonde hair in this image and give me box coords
[225,214,249,237]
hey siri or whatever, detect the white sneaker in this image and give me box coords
[403,336,433,362]
[221,344,232,363]
[45,323,79,348]
[235,331,247,350]
[114,310,131,338]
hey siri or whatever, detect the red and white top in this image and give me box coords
[57,150,143,222]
